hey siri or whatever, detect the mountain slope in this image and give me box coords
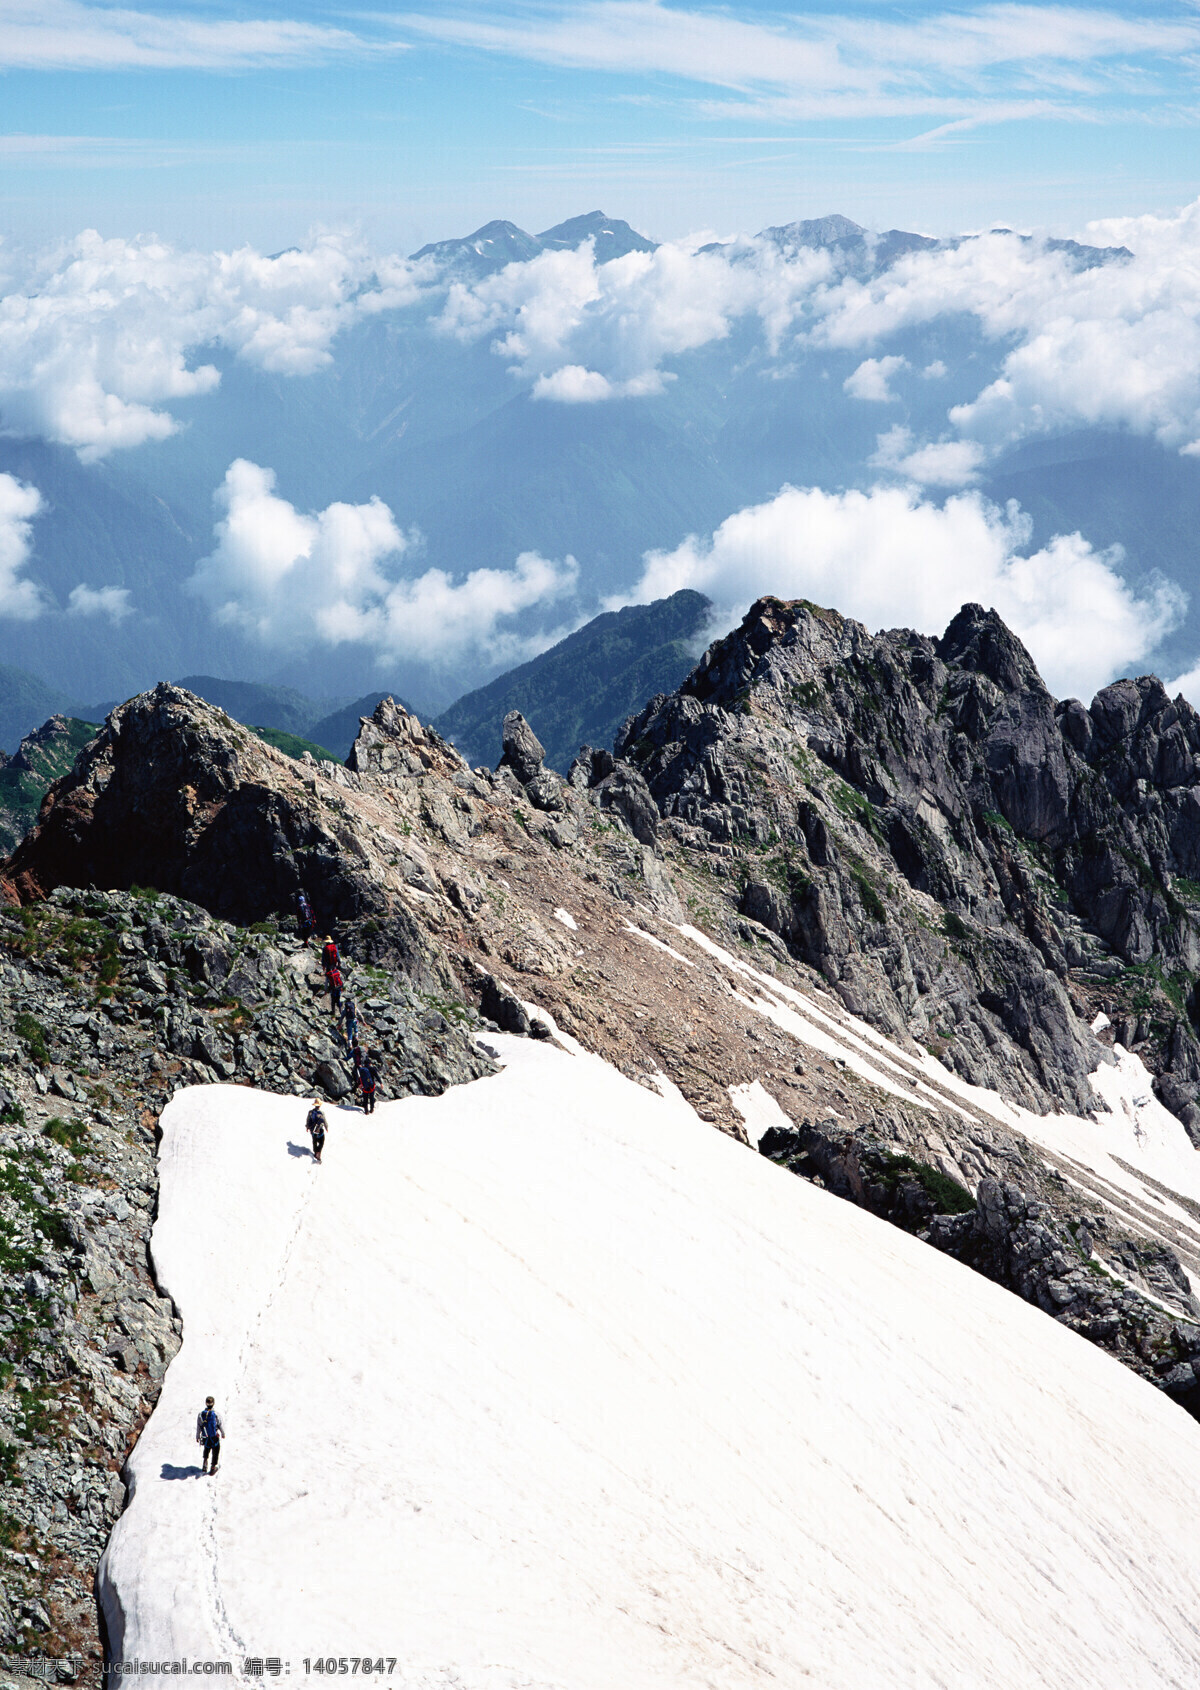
[617,595,1200,1132]
[100,1043,1200,1681]
[434,589,711,770]
[0,662,90,755]
[12,617,1200,1653]
[0,714,100,852]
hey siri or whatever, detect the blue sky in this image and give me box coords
[1,1,1199,251]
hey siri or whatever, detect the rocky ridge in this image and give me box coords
[6,612,1200,1663]
[618,597,1200,1134]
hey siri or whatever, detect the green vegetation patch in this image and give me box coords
[251,725,341,765]
[42,1115,89,1154]
[0,1148,70,1278]
[14,1011,49,1066]
[852,869,886,923]
[8,905,123,996]
[875,1150,975,1215]
[831,779,883,841]
[1122,959,1191,1015]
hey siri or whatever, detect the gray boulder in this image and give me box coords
[499,711,545,786]
[525,770,567,813]
[595,764,658,846]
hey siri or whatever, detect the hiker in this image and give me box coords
[196,1396,224,1475]
[327,965,344,1014]
[340,993,359,1053]
[358,1058,377,1115]
[306,1099,327,1164]
[321,935,340,975]
[297,890,315,941]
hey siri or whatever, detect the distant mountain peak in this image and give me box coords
[410,219,544,279]
[537,211,657,262]
[759,213,868,250]
[411,211,657,279]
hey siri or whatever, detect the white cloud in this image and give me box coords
[15,194,1200,477]
[0,1,379,71]
[0,231,432,459]
[188,460,578,663]
[872,425,987,486]
[66,582,133,622]
[402,3,854,93]
[844,355,908,402]
[438,235,830,398]
[620,482,1182,702]
[425,197,1200,467]
[532,365,615,402]
[0,471,42,619]
[331,551,581,666]
[810,209,1200,461]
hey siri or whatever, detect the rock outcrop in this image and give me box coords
[618,596,1200,1136]
[3,687,451,987]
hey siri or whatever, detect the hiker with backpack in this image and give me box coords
[327,966,344,1014]
[357,1058,377,1115]
[297,890,315,941]
[306,1099,327,1164]
[196,1396,224,1475]
[321,936,340,975]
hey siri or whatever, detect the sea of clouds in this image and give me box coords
[5,201,1200,697]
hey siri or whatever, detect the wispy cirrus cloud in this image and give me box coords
[0,0,392,72]
[400,1,1200,127]
[0,133,227,168]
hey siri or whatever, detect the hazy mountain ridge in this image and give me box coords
[0,205,1178,712]
[433,589,712,770]
[411,210,657,279]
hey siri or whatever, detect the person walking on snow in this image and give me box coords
[306,1099,327,1163]
[196,1396,224,1474]
[327,966,344,1014]
[358,1059,377,1115]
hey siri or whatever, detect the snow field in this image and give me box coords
[99,1037,1200,1688]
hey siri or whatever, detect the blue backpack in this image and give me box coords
[359,1063,375,1092]
[203,1407,218,1441]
